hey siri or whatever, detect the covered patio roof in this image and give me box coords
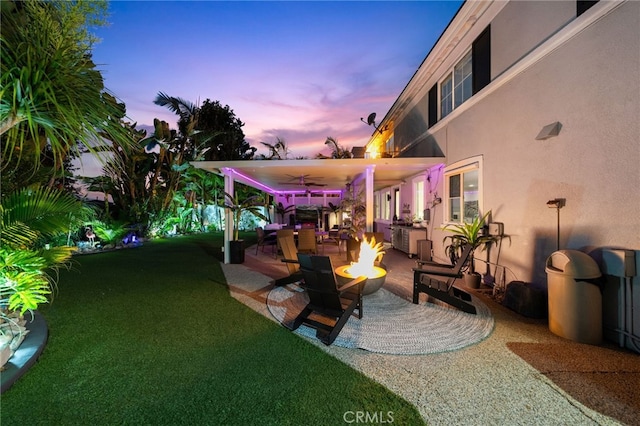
[191,157,444,194]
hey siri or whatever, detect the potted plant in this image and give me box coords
[220,190,268,264]
[441,211,498,289]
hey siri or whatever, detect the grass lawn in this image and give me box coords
[1,232,424,425]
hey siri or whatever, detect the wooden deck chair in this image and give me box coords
[291,254,366,345]
[276,228,294,255]
[296,228,317,254]
[412,244,477,314]
[273,234,302,287]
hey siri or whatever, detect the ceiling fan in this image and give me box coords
[277,174,326,187]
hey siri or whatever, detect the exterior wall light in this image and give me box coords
[536,121,562,140]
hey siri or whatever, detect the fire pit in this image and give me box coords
[334,264,387,295]
[334,235,387,295]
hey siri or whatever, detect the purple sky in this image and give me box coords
[92,1,462,160]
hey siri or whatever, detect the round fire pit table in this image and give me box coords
[334,264,387,295]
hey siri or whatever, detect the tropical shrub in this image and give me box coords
[440,211,498,274]
[220,190,268,240]
[90,220,130,247]
[0,186,86,318]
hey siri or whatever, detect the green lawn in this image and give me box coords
[1,232,424,425]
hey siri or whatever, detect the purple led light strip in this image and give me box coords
[225,168,342,195]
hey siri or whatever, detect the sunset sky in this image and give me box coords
[92,1,463,159]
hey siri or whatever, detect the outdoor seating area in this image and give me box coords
[225,238,640,424]
[4,0,638,424]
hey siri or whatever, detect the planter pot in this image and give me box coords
[464,273,482,289]
[229,240,245,264]
[0,339,12,370]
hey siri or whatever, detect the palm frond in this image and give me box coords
[0,248,52,315]
[153,92,197,121]
[1,186,84,249]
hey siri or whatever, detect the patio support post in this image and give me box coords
[223,168,234,264]
[365,165,375,233]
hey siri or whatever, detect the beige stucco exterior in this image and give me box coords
[369,0,640,284]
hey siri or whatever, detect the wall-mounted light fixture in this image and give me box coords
[546,198,566,209]
[536,121,562,140]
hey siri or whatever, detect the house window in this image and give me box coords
[454,52,473,108]
[384,135,395,157]
[440,51,472,119]
[382,190,391,220]
[440,75,453,118]
[444,156,483,223]
[429,26,491,127]
[394,188,400,219]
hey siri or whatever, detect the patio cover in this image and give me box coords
[191,157,443,193]
[191,157,443,263]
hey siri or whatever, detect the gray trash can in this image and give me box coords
[545,250,602,344]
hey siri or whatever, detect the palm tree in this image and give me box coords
[180,165,224,231]
[220,191,268,241]
[1,1,131,173]
[258,137,290,160]
[319,137,353,159]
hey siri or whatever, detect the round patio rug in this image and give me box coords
[266,286,494,354]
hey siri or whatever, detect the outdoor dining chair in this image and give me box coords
[255,227,277,257]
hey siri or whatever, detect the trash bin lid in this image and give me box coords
[545,250,601,278]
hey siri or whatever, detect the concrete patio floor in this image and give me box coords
[222,240,638,425]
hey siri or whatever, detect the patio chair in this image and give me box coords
[273,234,303,287]
[412,244,477,314]
[291,254,367,345]
[255,227,277,257]
[276,228,295,255]
[297,228,318,254]
[323,226,339,242]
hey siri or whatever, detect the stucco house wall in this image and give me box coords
[491,0,575,78]
[377,1,639,285]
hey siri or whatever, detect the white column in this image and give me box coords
[365,165,375,233]
[223,168,234,264]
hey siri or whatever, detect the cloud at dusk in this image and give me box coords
[91,1,462,161]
